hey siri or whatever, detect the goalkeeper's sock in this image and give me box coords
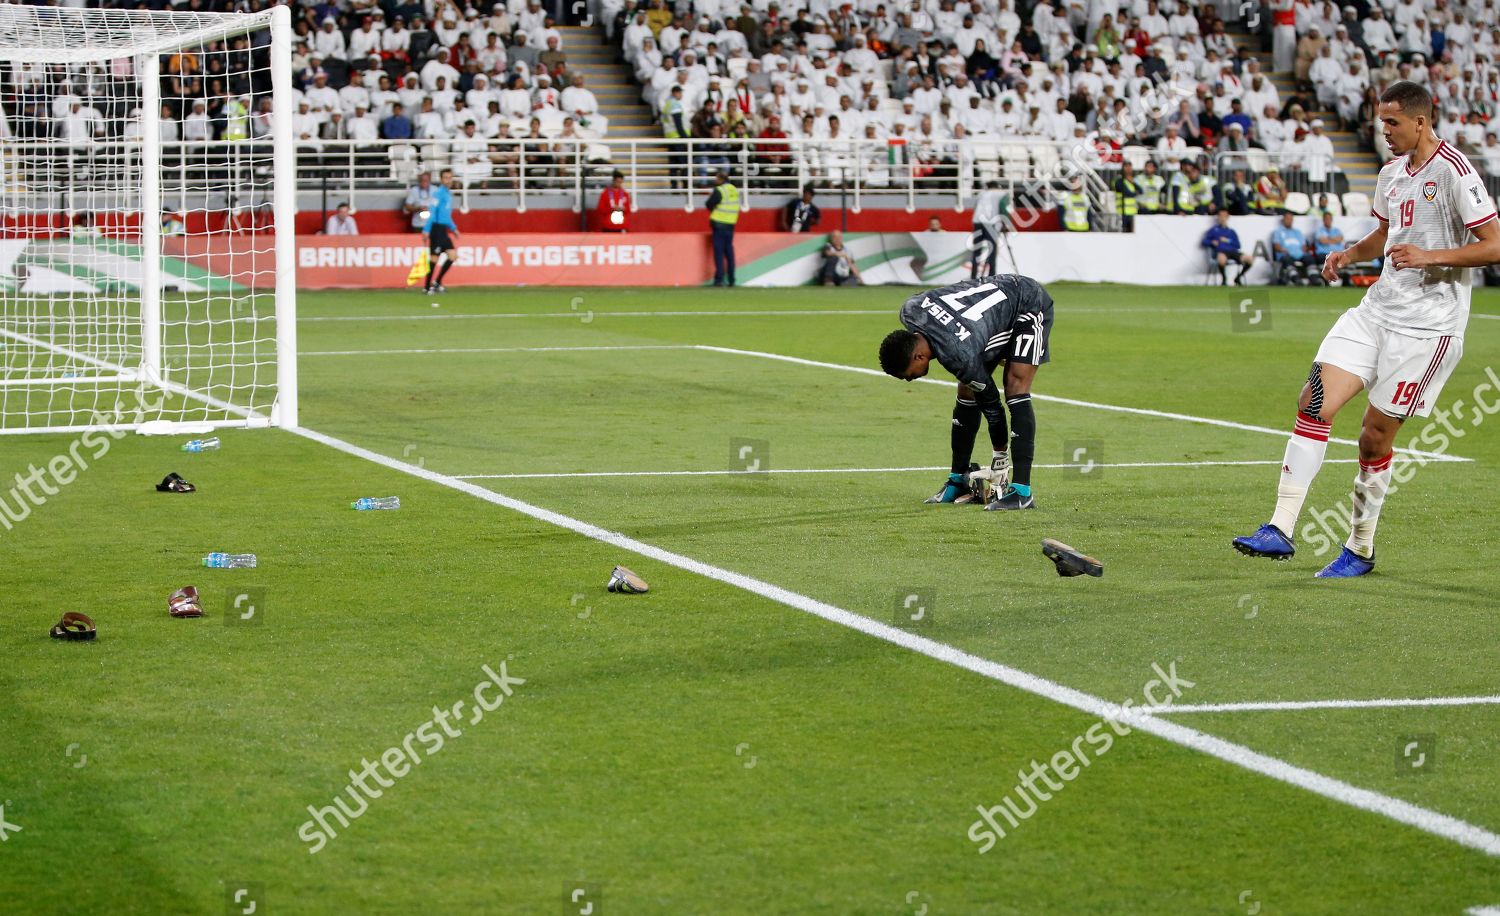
[950,397,981,475]
[1269,411,1330,536]
[1010,483,1031,497]
[986,409,1010,452]
[1007,395,1035,488]
[1345,452,1393,559]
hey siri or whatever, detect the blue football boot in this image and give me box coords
[1315,547,1375,578]
[1232,524,1295,560]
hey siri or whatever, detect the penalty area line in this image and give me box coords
[1143,695,1500,715]
[695,345,1473,464]
[301,344,696,357]
[292,422,1500,859]
[454,458,1363,481]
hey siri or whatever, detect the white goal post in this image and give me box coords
[0,3,297,434]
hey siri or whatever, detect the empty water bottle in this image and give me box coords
[352,496,401,511]
[203,552,257,569]
[182,437,221,453]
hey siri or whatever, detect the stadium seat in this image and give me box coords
[586,143,611,162]
[387,144,419,182]
[1121,145,1150,170]
[1030,144,1058,175]
[1342,191,1371,217]
[1321,195,1343,216]
[1284,191,1312,215]
[323,58,350,87]
[1245,149,1270,173]
[1001,146,1031,180]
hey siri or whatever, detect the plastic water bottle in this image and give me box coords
[352,496,401,511]
[203,552,257,568]
[182,436,221,453]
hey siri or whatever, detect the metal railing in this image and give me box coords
[282,136,1111,217]
[1210,149,1358,200]
[11,136,1453,228]
[0,136,1111,217]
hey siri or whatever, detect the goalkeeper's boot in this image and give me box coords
[925,472,981,505]
[1314,547,1375,579]
[1232,524,1295,560]
[985,485,1036,511]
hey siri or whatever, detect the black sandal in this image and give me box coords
[156,473,196,493]
[50,612,97,641]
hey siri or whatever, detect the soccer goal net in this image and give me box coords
[0,4,296,434]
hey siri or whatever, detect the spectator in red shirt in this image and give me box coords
[597,170,631,232]
[756,113,790,174]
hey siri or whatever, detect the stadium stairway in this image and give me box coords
[559,25,677,188]
[1226,27,1381,195]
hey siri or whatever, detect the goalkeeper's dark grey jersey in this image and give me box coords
[899,275,1052,417]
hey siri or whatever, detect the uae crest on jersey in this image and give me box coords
[1423,181,1437,202]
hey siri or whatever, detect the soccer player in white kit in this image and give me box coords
[1234,81,1500,577]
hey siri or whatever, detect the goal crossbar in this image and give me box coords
[0,6,276,64]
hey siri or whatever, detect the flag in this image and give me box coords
[406,249,429,287]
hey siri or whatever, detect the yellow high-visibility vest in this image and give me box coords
[1115,177,1139,216]
[1137,174,1165,212]
[662,98,684,138]
[710,183,740,224]
[223,99,248,141]
[1062,191,1089,231]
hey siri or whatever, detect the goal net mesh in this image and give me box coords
[0,4,291,433]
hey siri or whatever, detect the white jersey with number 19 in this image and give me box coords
[1363,139,1497,339]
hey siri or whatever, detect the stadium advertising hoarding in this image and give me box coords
[152,216,1382,291]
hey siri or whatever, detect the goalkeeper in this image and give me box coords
[878,275,1053,511]
[423,169,461,294]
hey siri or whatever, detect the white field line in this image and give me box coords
[298,306,1360,323]
[301,345,696,357]
[292,422,1500,858]
[1474,314,1500,321]
[299,309,894,322]
[1467,906,1500,915]
[453,458,1363,481]
[306,340,1473,464]
[1145,696,1500,715]
[697,345,1473,464]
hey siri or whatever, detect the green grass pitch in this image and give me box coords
[4,283,1500,913]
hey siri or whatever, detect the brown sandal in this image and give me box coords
[168,586,204,618]
[50,612,97,641]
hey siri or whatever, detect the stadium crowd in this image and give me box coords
[611,0,1500,181]
[3,0,1497,205]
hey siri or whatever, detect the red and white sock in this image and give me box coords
[1269,412,1331,537]
[1346,452,1393,559]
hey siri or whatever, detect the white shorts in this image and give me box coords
[1314,307,1463,419]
